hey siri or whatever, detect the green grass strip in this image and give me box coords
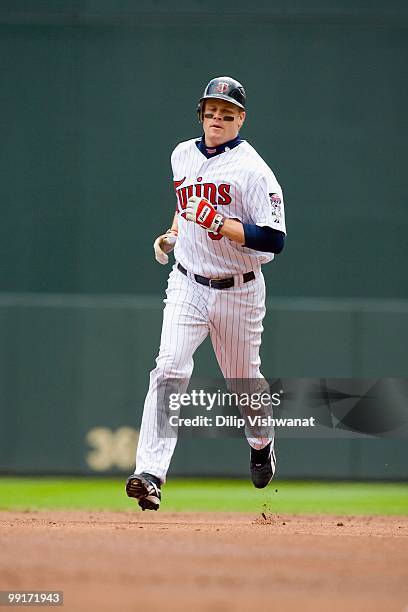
[0,478,407,515]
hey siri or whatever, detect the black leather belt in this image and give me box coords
[177,263,255,290]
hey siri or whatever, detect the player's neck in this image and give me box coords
[204,132,240,148]
[197,133,243,159]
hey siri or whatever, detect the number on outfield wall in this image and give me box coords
[85,427,139,471]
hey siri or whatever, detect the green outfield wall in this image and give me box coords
[0,294,407,479]
[1,1,407,478]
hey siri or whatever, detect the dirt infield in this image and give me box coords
[1,511,407,612]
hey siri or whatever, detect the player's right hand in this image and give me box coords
[185,196,224,234]
[153,230,178,265]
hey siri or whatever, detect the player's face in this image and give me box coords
[202,99,245,147]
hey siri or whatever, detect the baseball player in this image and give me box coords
[126,76,286,510]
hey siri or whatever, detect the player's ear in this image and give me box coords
[238,111,246,129]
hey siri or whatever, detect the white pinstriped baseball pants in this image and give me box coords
[135,264,273,482]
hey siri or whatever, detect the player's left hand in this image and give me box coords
[153,231,177,265]
[184,196,224,234]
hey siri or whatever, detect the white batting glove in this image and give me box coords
[153,231,177,265]
[184,195,224,234]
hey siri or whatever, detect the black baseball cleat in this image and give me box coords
[126,472,162,511]
[250,442,276,489]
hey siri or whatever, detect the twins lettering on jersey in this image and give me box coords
[174,177,231,241]
[174,177,232,210]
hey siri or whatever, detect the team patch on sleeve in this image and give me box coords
[269,193,282,224]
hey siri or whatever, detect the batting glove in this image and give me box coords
[185,196,224,234]
[153,229,177,265]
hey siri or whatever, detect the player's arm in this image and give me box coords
[241,223,285,253]
[184,196,285,254]
[169,211,178,234]
[220,219,284,254]
[218,218,244,243]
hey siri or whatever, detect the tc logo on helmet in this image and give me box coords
[216,82,229,94]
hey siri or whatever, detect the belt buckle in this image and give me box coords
[209,277,222,288]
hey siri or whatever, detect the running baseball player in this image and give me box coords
[126,76,286,510]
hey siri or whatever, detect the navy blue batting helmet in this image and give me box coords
[197,76,246,121]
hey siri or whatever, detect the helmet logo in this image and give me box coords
[216,82,229,94]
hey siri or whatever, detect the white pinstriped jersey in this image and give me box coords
[172,138,286,278]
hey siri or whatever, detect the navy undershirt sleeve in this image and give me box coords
[243,223,285,253]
